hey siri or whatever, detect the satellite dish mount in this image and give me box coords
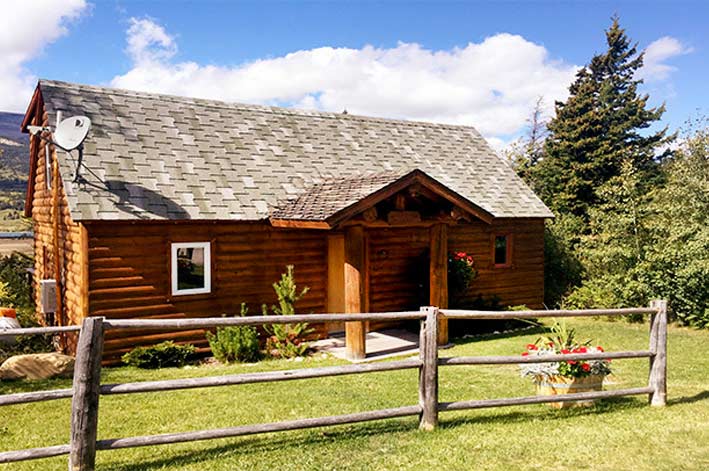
[27,116,91,182]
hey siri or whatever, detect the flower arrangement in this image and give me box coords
[448,251,477,295]
[519,321,612,382]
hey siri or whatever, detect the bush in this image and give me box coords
[262,265,312,358]
[543,214,584,307]
[122,341,196,369]
[0,253,33,310]
[206,304,260,363]
[0,279,54,364]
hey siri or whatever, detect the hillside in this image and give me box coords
[0,112,31,231]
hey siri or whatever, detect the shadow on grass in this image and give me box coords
[668,390,709,406]
[440,395,647,429]
[99,419,416,471]
[450,325,548,345]
[99,396,644,471]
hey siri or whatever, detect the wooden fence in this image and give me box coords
[0,301,667,470]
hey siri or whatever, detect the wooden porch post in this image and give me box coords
[326,234,346,334]
[430,223,448,345]
[344,226,366,360]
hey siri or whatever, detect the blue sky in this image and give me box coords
[2,1,706,148]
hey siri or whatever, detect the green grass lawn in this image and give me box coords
[1,318,708,470]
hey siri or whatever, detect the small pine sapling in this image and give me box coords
[262,265,313,358]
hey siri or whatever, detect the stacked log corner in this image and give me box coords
[29,105,84,353]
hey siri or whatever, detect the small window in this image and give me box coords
[171,242,211,296]
[494,235,511,267]
[45,144,52,190]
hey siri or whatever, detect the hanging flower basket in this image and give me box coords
[520,322,612,409]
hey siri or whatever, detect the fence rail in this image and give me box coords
[441,307,658,320]
[0,301,667,470]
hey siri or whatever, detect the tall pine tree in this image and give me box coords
[534,16,671,221]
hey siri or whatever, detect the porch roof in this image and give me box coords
[270,169,494,228]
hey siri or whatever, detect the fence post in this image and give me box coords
[69,317,105,471]
[419,306,439,430]
[648,300,667,407]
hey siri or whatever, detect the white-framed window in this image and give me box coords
[171,242,211,296]
[45,144,52,190]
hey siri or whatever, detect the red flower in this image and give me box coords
[567,360,577,365]
[582,363,591,372]
[597,346,604,352]
[521,351,529,356]
[578,346,587,353]
[526,344,537,350]
[561,349,571,354]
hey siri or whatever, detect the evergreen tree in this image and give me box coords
[534,16,671,221]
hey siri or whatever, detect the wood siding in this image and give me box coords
[85,223,328,363]
[448,218,545,308]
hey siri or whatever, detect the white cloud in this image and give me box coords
[0,0,88,112]
[126,17,177,65]
[112,18,578,140]
[638,36,692,82]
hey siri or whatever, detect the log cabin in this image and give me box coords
[21,80,553,363]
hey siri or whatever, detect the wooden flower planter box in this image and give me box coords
[536,374,604,409]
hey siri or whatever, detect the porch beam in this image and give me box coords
[429,223,449,344]
[344,226,366,360]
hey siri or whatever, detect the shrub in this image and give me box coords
[262,265,313,358]
[206,303,260,363]
[122,341,196,369]
[543,214,584,307]
[0,279,54,364]
[0,253,33,310]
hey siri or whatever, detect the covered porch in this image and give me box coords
[271,169,493,360]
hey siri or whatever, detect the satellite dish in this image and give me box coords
[53,116,91,151]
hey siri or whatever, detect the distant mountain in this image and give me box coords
[0,112,31,231]
[0,112,26,143]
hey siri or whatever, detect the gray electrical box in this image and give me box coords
[40,279,57,314]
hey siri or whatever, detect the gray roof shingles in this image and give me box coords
[38,80,553,222]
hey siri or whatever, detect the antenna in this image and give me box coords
[27,115,91,182]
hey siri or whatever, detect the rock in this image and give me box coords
[0,316,21,345]
[0,353,75,381]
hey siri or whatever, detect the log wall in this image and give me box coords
[448,218,545,308]
[85,222,328,363]
[367,227,430,314]
[83,217,543,362]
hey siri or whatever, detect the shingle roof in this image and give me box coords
[34,80,553,221]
